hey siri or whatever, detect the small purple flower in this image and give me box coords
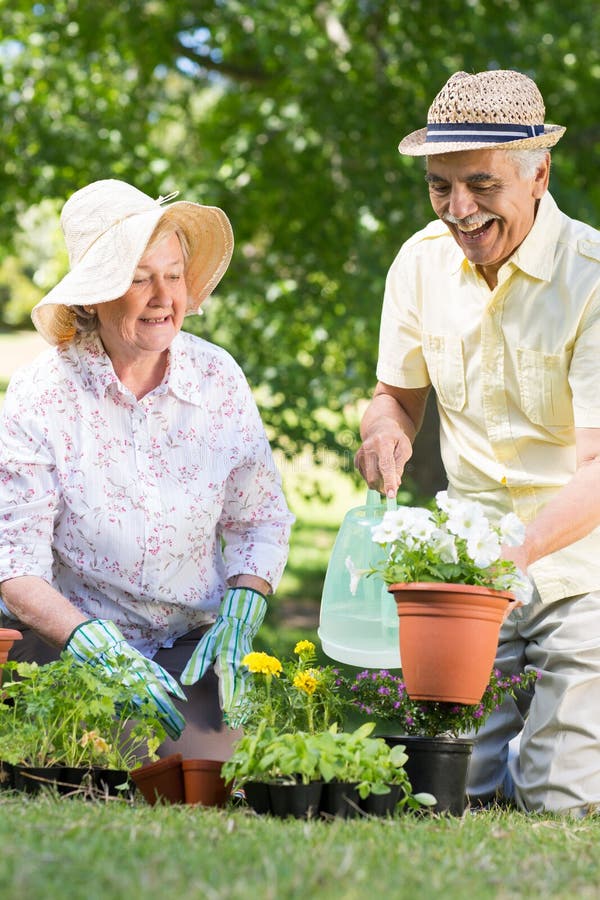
[377,686,391,696]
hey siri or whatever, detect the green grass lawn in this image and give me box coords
[1,794,599,899]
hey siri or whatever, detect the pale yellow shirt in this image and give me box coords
[377,192,600,603]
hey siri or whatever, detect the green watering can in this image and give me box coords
[318,489,401,669]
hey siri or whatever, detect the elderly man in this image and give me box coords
[355,69,600,814]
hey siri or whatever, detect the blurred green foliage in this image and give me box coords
[2,0,600,495]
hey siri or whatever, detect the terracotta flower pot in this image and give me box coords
[0,628,22,684]
[390,582,512,704]
[181,759,230,807]
[130,753,185,805]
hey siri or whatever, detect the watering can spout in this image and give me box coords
[318,490,401,669]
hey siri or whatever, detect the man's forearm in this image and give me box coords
[0,576,87,647]
[509,457,600,570]
[360,390,419,443]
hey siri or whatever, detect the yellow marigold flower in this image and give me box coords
[242,651,282,677]
[294,640,315,656]
[293,671,319,695]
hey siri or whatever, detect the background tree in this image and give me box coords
[2,0,600,496]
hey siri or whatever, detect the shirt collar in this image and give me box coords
[449,191,561,282]
[73,331,204,406]
[507,192,560,282]
[165,332,204,406]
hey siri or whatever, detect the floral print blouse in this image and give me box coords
[0,331,294,656]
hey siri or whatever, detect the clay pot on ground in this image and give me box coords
[181,759,230,807]
[130,753,185,805]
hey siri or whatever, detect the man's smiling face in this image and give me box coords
[425,148,550,287]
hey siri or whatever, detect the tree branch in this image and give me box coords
[174,41,269,85]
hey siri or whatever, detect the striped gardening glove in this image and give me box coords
[180,587,267,715]
[65,619,186,740]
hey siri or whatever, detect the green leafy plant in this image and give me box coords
[347,491,531,595]
[232,640,346,733]
[222,720,435,808]
[343,667,541,738]
[0,653,166,770]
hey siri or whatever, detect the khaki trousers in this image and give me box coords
[466,588,600,814]
[7,624,242,763]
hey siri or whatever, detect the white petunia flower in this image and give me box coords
[371,519,402,544]
[446,500,489,541]
[499,512,526,547]
[467,530,501,569]
[345,556,369,595]
[430,530,458,564]
[402,507,437,549]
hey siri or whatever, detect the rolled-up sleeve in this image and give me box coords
[0,381,59,582]
[218,372,294,590]
[376,248,431,389]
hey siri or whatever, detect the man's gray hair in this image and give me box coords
[505,148,550,179]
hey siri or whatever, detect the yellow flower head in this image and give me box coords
[79,730,111,754]
[294,640,316,657]
[242,651,282,677]
[293,670,319,695]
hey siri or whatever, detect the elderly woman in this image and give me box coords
[0,179,294,759]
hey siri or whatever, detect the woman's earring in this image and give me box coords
[84,306,96,314]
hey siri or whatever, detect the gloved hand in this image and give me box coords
[180,587,267,714]
[65,619,186,740]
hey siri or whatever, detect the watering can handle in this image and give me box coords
[366,489,397,512]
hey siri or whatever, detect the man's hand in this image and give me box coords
[355,383,429,497]
[354,425,414,498]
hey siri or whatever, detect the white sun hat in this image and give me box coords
[31,178,234,345]
[398,69,565,156]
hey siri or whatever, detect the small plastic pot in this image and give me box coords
[319,781,362,819]
[268,781,322,820]
[243,781,272,814]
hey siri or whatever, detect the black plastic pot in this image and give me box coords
[11,765,135,798]
[384,735,473,816]
[243,781,272,814]
[0,761,14,790]
[359,784,402,817]
[319,781,362,819]
[268,781,322,819]
[92,768,135,798]
[12,765,81,795]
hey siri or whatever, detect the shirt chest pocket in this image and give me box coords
[516,348,574,428]
[422,332,467,412]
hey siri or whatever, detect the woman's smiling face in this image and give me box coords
[425,148,550,287]
[95,231,188,365]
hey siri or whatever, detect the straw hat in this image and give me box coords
[398,69,565,156]
[32,179,234,345]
